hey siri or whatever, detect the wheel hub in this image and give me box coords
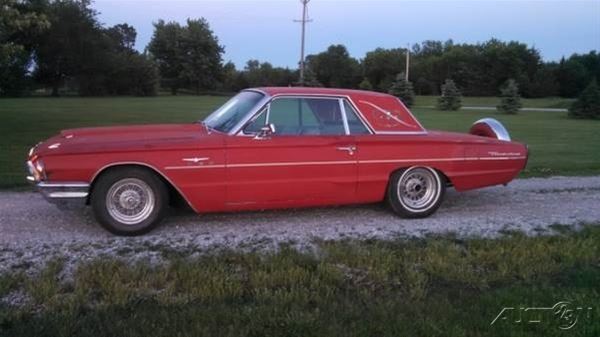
[119,190,141,209]
[106,178,155,225]
[397,168,440,211]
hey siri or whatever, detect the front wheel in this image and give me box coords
[91,167,169,236]
[387,166,445,218]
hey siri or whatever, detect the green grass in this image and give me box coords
[0,95,597,187]
[0,96,228,188]
[411,107,600,177]
[414,96,574,109]
[1,226,599,336]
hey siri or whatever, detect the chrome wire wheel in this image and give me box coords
[106,178,155,225]
[396,167,441,212]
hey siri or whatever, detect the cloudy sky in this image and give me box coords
[93,0,600,68]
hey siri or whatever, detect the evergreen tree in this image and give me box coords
[358,78,373,90]
[497,79,522,114]
[388,73,415,107]
[569,79,600,119]
[437,79,462,110]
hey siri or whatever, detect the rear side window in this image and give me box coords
[343,100,370,134]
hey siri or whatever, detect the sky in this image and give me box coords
[93,0,600,69]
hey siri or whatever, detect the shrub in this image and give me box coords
[358,78,373,90]
[436,79,462,110]
[496,79,522,114]
[388,72,415,107]
[569,79,600,119]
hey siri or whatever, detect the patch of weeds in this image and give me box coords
[0,273,25,298]
[549,223,575,234]
[1,225,599,337]
[25,258,65,304]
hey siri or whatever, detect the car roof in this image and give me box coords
[251,86,393,98]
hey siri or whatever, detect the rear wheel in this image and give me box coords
[91,167,169,236]
[387,166,445,218]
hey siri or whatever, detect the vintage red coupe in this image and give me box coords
[27,87,528,235]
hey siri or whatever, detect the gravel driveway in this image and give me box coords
[1,175,600,274]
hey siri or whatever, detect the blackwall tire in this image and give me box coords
[387,166,445,218]
[91,167,169,236]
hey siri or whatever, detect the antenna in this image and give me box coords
[294,0,312,86]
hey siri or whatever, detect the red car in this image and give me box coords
[27,87,528,235]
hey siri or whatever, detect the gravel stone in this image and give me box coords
[1,175,599,276]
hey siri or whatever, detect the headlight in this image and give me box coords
[27,158,46,182]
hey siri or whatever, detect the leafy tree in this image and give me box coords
[301,67,322,87]
[556,52,600,98]
[148,19,224,95]
[105,23,137,52]
[220,61,239,92]
[147,20,184,94]
[528,63,559,98]
[32,1,157,96]
[437,79,462,110]
[388,73,415,107]
[363,48,406,91]
[569,79,600,119]
[305,45,361,88]
[33,0,104,96]
[0,0,49,96]
[240,59,296,88]
[497,79,522,114]
[358,78,373,90]
[180,19,224,94]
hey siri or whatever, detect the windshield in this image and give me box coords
[203,91,264,133]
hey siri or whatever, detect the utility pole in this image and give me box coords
[295,0,311,86]
[405,43,410,81]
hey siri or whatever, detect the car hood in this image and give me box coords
[34,123,221,156]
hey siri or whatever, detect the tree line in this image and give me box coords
[1,0,598,98]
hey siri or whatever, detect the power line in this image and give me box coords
[294,0,312,86]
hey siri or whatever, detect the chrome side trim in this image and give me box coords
[165,164,227,170]
[338,98,351,135]
[90,161,199,213]
[163,156,526,171]
[229,160,355,168]
[373,131,428,135]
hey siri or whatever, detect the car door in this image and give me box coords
[225,96,358,209]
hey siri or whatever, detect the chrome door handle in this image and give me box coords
[336,145,357,155]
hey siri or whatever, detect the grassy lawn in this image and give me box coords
[1,226,598,336]
[414,96,575,109]
[0,95,598,188]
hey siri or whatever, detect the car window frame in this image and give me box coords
[238,95,373,137]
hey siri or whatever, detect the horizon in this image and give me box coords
[93,0,600,69]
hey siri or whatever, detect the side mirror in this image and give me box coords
[255,123,276,139]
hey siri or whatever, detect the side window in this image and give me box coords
[253,97,346,136]
[344,100,370,135]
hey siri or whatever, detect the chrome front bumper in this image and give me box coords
[26,159,90,207]
[36,181,90,206]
